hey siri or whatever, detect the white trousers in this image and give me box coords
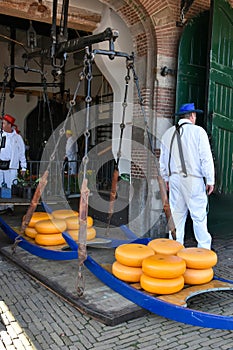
[0,169,17,210]
[68,160,77,175]
[168,174,212,249]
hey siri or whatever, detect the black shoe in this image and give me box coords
[6,208,14,216]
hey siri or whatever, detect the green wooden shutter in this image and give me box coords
[207,0,233,194]
[176,0,233,193]
[175,11,209,127]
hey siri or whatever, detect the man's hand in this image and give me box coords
[20,170,26,177]
[206,184,214,195]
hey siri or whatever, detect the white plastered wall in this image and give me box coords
[93,7,134,176]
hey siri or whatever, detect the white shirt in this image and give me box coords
[160,119,215,185]
[0,129,27,170]
[65,136,78,161]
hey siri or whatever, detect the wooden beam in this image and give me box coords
[0,1,101,32]
[0,87,84,102]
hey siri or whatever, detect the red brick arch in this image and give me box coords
[99,0,158,102]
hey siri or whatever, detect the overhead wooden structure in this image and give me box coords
[0,0,101,32]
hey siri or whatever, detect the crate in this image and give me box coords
[0,185,11,198]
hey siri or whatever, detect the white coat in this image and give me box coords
[160,119,215,249]
[0,129,27,210]
[65,136,78,175]
[0,129,27,171]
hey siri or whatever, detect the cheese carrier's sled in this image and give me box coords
[0,0,233,332]
[0,213,233,331]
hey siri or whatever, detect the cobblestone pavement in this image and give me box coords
[0,205,233,350]
[1,236,233,350]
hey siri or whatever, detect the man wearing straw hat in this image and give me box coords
[0,114,27,215]
[160,103,215,249]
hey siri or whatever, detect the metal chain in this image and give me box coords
[130,62,176,239]
[11,236,22,254]
[105,56,133,235]
[82,47,93,178]
[76,47,94,297]
[116,58,132,167]
[48,67,85,166]
[76,264,85,296]
[180,0,195,23]
[130,64,153,152]
[41,75,58,164]
[0,67,10,118]
[0,67,9,148]
[184,0,195,14]
[180,7,185,23]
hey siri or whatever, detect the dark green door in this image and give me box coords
[176,11,209,127]
[176,0,233,193]
[207,0,233,194]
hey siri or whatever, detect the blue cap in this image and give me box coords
[175,103,203,116]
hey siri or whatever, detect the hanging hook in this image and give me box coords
[76,265,85,297]
[176,0,195,27]
[180,6,185,24]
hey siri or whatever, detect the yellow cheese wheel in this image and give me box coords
[112,261,143,282]
[148,238,184,255]
[183,267,214,285]
[65,215,93,230]
[115,244,155,267]
[24,227,37,239]
[34,219,67,234]
[86,216,94,228]
[142,254,186,279]
[140,274,184,295]
[65,216,79,230]
[177,248,217,269]
[52,209,79,219]
[67,227,96,241]
[35,233,66,246]
[27,212,53,228]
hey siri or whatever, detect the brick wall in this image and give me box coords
[104,0,232,178]
[131,149,159,181]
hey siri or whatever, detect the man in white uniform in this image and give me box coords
[0,114,27,214]
[64,130,78,175]
[160,103,215,249]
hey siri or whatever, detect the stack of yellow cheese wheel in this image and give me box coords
[140,254,186,294]
[24,209,96,245]
[65,215,96,241]
[177,247,218,285]
[34,218,67,246]
[112,239,218,293]
[112,244,155,283]
[24,212,53,239]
